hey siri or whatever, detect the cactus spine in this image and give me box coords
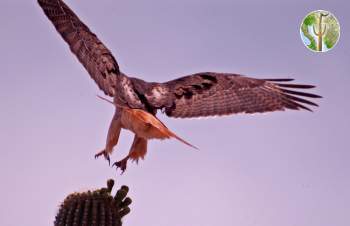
[54,179,132,226]
[313,12,329,51]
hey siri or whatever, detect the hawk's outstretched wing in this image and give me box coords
[38,0,119,96]
[148,72,321,118]
[38,1,321,117]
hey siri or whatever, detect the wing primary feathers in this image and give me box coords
[289,101,312,112]
[272,82,321,110]
[261,86,311,111]
[272,81,321,109]
[274,83,316,89]
[282,93,319,107]
[279,88,322,98]
[263,78,294,82]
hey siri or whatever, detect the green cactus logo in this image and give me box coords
[300,10,340,52]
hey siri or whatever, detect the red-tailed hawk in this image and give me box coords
[38,0,321,173]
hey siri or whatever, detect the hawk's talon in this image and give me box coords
[95,150,111,165]
[112,157,129,174]
[106,155,111,166]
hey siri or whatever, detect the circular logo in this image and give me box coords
[300,10,340,52]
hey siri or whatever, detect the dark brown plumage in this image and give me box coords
[38,0,321,173]
[37,0,119,97]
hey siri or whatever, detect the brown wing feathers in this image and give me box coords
[38,0,119,96]
[162,73,321,118]
[262,79,320,111]
[38,1,321,118]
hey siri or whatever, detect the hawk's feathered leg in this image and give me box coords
[128,136,148,163]
[95,109,122,165]
[113,135,148,173]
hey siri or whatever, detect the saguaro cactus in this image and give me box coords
[54,179,132,226]
[313,12,329,51]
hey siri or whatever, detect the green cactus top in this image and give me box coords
[54,179,132,226]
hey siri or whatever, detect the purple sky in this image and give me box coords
[1,1,349,226]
